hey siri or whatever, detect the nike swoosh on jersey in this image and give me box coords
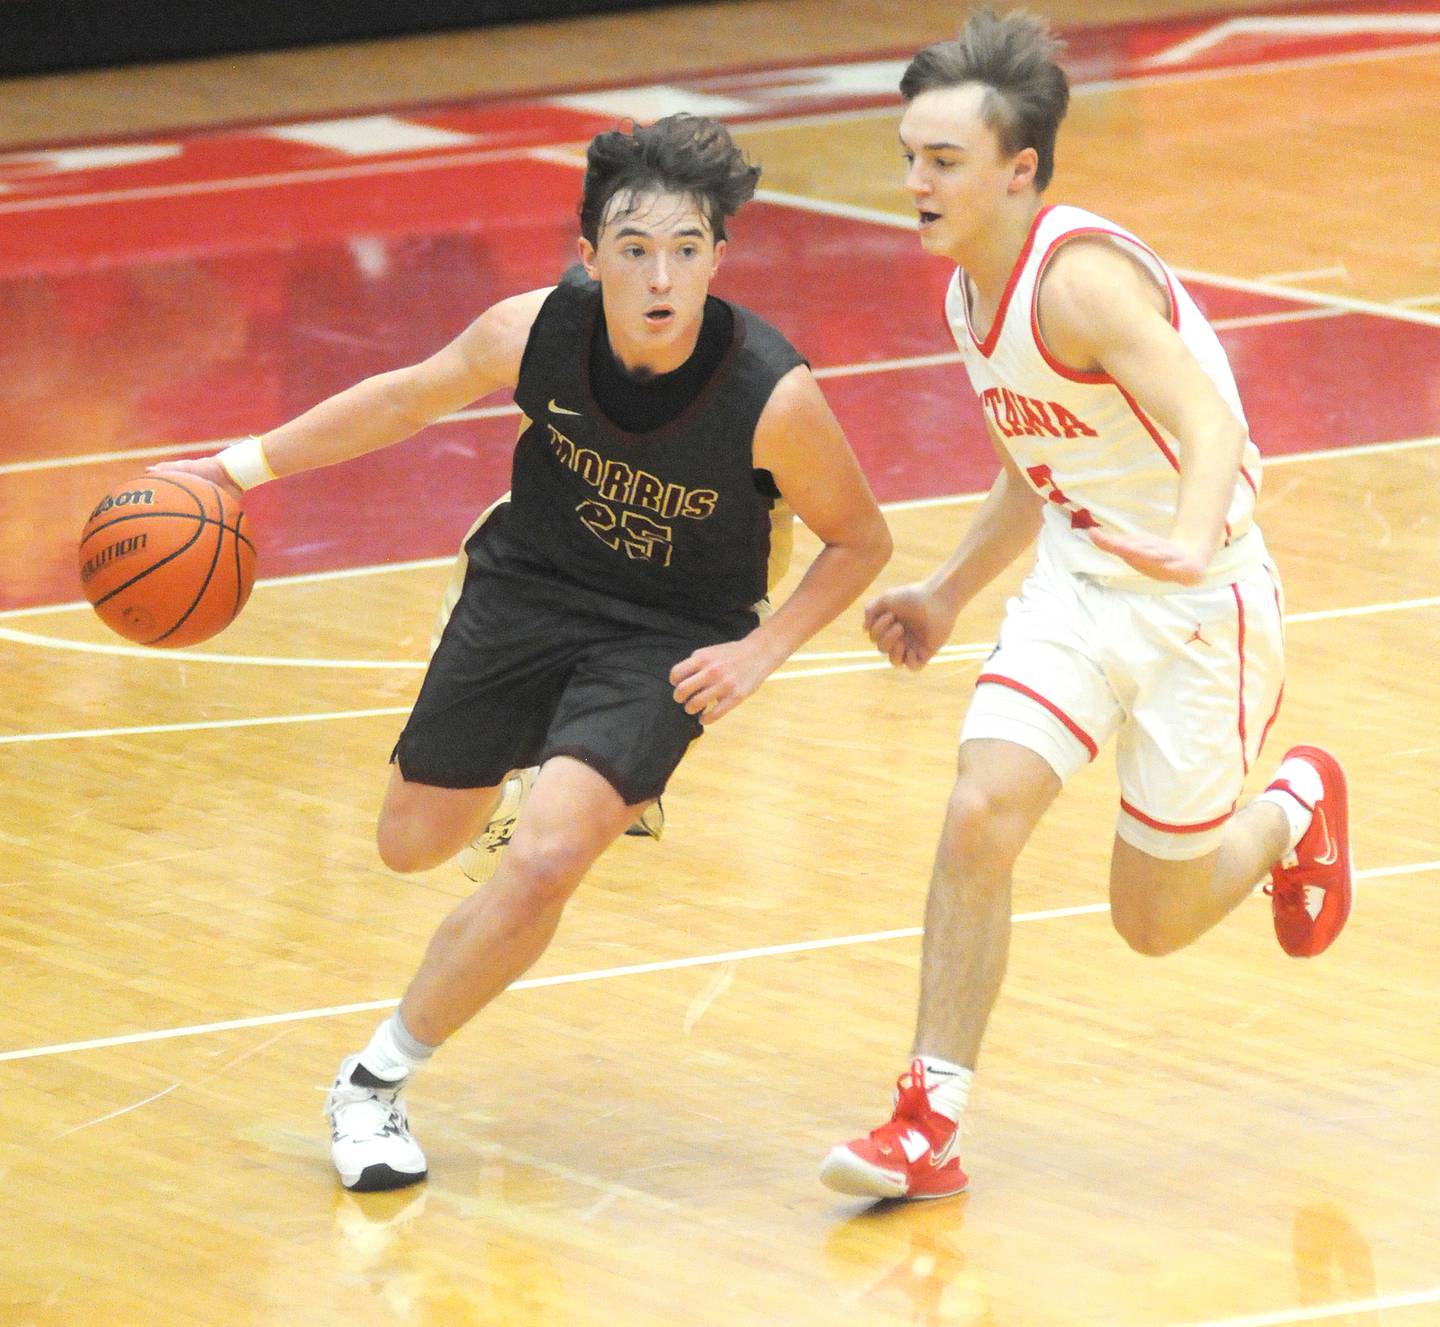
[548,399,583,416]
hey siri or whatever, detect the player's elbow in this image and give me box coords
[859,512,894,576]
[371,368,448,439]
[849,520,893,593]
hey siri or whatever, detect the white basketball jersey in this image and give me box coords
[947,204,1265,588]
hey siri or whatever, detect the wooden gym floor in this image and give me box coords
[1,2,1438,1324]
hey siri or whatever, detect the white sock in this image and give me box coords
[916,1055,973,1124]
[1257,756,1324,856]
[358,1012,436,1080]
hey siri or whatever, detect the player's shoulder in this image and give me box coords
[1038,229,1160,329]
[726,297,807,371]
[1036,205,1159,286]
[449,285,555,387]
[489,285,556,328]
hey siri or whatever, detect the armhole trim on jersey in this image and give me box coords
[1114,380,1243,546]
[1113,382,1181,472]
[515,283,571,405]
[970,204,1053,358]
[1028,225,1179,384]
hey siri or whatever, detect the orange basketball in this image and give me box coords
[78,473,257,647]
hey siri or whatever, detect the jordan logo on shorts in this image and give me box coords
[1184,624,1211,647]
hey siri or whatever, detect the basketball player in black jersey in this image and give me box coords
[153,115,891,1192]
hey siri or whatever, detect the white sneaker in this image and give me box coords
[624,798,665,840]
[458,766,537,883]
[458,768,664,880]
[325,1055,428,1192]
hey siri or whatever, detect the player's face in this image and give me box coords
[579,190,725,376]
[899,83,1034,261]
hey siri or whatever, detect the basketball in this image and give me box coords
[78,473,257,647]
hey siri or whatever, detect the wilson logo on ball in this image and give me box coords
[88,487,156,521]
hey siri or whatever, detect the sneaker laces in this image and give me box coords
[325,1077,410,1138]
[1263,876,1325,922]
[1262,877,1301,904]
[867,1061,937,1144]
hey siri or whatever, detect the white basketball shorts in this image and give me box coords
[960,541,1286,860]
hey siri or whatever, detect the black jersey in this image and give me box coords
[489,266,806,623]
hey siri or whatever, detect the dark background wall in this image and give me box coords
[0,1,706,77]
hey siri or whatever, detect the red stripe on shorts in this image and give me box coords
[1230,581,1249,775]
[975,672,1099,760]
[1120,799,1235,834]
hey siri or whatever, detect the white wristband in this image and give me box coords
[216,436,277,491]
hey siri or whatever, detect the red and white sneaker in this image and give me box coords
[1264,745,1352,957]
[820,1060,969,1200]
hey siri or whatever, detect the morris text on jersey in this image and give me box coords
[545,423,719,519]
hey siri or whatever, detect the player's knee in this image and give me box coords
[503,836,589,909]
[1109,898,1186,957]
[1111,913,1178,957]
[940,781,1026,873]
[376,817,447,874]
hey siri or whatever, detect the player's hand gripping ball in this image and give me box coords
[78,473,257,647]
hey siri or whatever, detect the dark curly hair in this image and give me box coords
[900,8,1070,192]
[579,114,761,245]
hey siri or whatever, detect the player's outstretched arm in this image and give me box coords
[865,441,1041,670]
[149,287,551,492]
[669,365,892,724]
[1039,239,1248,585]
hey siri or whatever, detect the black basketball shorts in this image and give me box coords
[392,543,751,805]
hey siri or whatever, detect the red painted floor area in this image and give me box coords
[3,5,1439,610]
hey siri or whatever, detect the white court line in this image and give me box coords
[0,707,409,745]
[2,862,1435,1066]
[0,36,1434,237]
[1287,595,1440,625]
[731,37,1440,143]
[2,433,1434,635]
[3,590,1436,707]
[0,402,520,477]
[1262,433,1439,466]
[1,185,1433,482]
[52,1083,180,1139]
[0,625,426,669]
[5,437,1434,673]
[0,554,456,620]
[4,590,1439,743]
[3,315,1318,481]
[1146,14,1440,68]
[754,186,1440,331]
[1254,265,1349,285]
[0,142,542,217]
[1174,1284,1440,1327]
[1208,307,1349,332]
[0,299,1408,480]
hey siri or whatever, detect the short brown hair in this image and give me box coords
[900,8,1070,191]
[579,114,761,245]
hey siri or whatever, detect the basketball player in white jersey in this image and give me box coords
[820,9,1353,1201]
